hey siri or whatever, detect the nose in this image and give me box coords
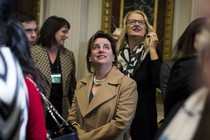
[32,31,36,37]
[134,21,141,25]
[99,46,104,51]
[64,33,69,39]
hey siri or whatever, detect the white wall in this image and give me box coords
[172,0,210,49]
[172,0,192,48]
[38,0,210,80]
[39,0,102,80]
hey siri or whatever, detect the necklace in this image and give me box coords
[93,76,104,86]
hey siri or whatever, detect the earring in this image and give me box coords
[89,59,91,62]
[113,59,115,62]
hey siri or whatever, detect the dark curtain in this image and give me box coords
[8,0,37,16]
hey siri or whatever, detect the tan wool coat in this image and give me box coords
[68,66,138,140]
[30,45,76,119]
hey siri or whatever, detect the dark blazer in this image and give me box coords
[68,66,138,140]
[30,45,76,119]
[130,53,162,140]
[160,60,175,101]
[164,56,198,117]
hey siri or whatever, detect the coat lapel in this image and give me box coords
[76,67,124,117]
[35,47,51,86]
[87,82,116,114]
[60,48,70,96]
[76,76,92,117]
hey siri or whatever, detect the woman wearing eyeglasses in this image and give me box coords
[68,30,138,140]
[117,10,162,140]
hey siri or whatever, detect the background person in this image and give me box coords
[0,0,37,139]
[68,30,138,140]
[164,17,208,117]
[116,10,162,140]
[12,11,37,46]
[8,17,47,140]
[156,22,210,140]
[30,16,77,129]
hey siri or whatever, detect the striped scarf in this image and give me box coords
[118,44,148,77]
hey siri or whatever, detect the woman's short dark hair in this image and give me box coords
[36,16,70,48]
[86,30,118,73]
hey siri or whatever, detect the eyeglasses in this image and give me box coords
[127,19,146,25]
[92,44,111,50]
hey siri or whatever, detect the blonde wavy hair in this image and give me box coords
[116,10,153,55]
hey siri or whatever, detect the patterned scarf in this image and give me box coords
[118,44,148,77]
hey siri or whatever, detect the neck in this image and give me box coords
[48,45,59,53]
[128,36,143,52]
[47,45,59,64]
[94,65,112,80]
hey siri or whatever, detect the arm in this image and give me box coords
[147,32,159,60]
[150,49,162,88]
[146,32,162,87]
[160,61,174,101]
[69,80,138,140]
[68,53,77,107]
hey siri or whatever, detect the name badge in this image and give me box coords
[51,74,61,84]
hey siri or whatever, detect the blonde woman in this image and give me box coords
[117,10,162,140]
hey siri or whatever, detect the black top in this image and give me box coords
[164,56,198,117]
[160,60,175,101]
[46,53,63,129]
[128,53,162,140]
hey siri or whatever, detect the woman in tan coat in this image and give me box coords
[68,30,138,140]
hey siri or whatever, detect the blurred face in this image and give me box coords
[202,53,210,89]
[194,33,200,50]
[126,13,147,38]
[90,38,115,67]
[55,27,69,46]
[22,20,37,46]
[196,29,210,50]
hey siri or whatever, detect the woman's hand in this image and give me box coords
[146,32,159,50]
[145,32,159,60]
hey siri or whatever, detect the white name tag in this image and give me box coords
[51,74,61,84]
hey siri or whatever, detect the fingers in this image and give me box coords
[146,32,159,43]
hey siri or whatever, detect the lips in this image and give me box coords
[132,27,141,32]
[97,55,106,58]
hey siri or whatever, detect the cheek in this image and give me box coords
[203,63,210,87]
[126,26,132,32]
[142,27,147,34]
[26,34,30,38]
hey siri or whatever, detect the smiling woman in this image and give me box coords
[30,15,77,132]
[116,10,162,140]
[102,0,174,60]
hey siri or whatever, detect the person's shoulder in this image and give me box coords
[115,68,137,86]
[61,47,73,53]
[161,60,175,70]
[30,44,43,52]
[175,56,197,66]
[60,47,74,56]
[170,56,197,77]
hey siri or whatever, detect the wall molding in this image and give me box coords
[163,0,174,61]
